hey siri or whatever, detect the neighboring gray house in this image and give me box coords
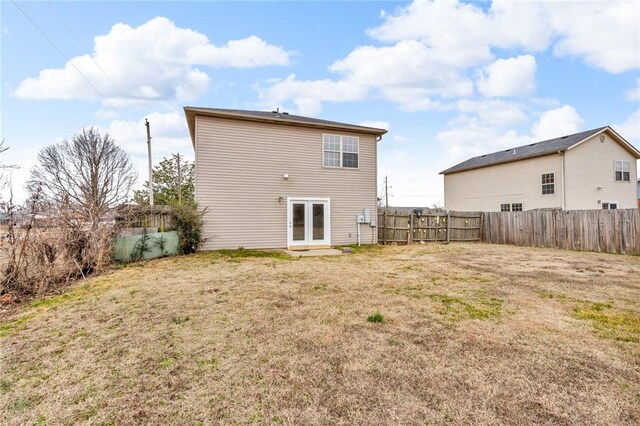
[441,126,640,212]
[184,107,387,250]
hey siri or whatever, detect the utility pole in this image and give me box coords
[145,119,154,206]
[385,176,389,208]
[175,153,182,206]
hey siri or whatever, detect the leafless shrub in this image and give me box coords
[0,191,118,300]
[0,129,138,301]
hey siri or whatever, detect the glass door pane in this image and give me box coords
[292,203,306,241]
[312,203,324,240]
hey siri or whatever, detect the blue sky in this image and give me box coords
[2,0,639,206]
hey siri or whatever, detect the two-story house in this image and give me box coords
[441,126,640,212]
[184,107,387,250]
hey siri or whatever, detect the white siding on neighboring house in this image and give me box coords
[444,154,562,212]
[442,127,640,212]
[195,115,379,250]
[564,134,638,209]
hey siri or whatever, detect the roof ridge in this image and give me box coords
[184,106,388,133]
[468,126,609,162]
[440,126,619,175]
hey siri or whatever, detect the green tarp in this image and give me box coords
[112,230,179,263]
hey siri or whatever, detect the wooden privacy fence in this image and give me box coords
[378,207,640,255]
[482,209,640,255]
[115,205,176,231]
[378,208,482,244]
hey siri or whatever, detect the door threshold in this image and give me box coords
[287,245,331,251]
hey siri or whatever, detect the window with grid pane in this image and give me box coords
[511,203,523,211]
[541,173,555,195]
[323,135,340,167]
[322,134,359,168]
[500,204,511,212]
[614,160,630,182]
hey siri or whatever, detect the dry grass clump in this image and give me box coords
[1,224,115,300]
[1,243,639,425]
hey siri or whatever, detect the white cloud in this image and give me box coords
[261,1,638,113]
[532,105,584,140]
[1,111,192,203]
[330,41,473,96]
[369,0,639,74]
[14,17,291,106]
[625,78,640,102]
[613,109,640,144]
[359,121,390,131]
[548,1,640,74]
[259,40,472,113]
[259,74,368,116]
[437,124,530,168]
[92,111,193,193]
[476,55,537,97]
[455,99,528,127]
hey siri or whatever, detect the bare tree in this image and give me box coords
[0,138,7,157]
[28,128,137,226]
[0,138,19,197]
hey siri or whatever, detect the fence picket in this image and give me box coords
[378,208,640,255]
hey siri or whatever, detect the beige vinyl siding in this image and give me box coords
[195,116,378,250]
[444,154,562,212]
[564,134,638,209]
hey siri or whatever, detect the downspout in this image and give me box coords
[559,151,566,210]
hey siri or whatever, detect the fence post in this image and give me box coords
[408,213,414,245]
[446,212,450,243]
[383,210,387,245]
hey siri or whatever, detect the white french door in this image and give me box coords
[287,198,331,248]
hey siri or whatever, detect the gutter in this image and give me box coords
[559,150,566,210]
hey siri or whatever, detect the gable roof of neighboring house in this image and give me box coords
[440,126,640,175]
[184,107,388,147]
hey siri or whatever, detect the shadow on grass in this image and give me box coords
[214,248,292,260]
[336,244,385,254]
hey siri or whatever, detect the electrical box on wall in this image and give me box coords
[369,219,376,227]
[363,208,371,224]
[356,214,366,224]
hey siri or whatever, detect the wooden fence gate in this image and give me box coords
[378,208,482,244]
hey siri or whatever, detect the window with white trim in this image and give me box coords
[500,203,511,212]
[602,202,618,210]
[511,203,523,211]
[541,173,555,195]
[323,134,359,168]
[614,160,630,182]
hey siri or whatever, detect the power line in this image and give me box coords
[11,0,144,138]
[46,1,140,114]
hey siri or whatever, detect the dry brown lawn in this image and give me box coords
[1,243,639,425]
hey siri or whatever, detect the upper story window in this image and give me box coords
[323,134,359,168]
[614,160,630,182]
[541,173,555,195]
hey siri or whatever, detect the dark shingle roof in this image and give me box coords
[440,127,609,175]
[184,107,388,144]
